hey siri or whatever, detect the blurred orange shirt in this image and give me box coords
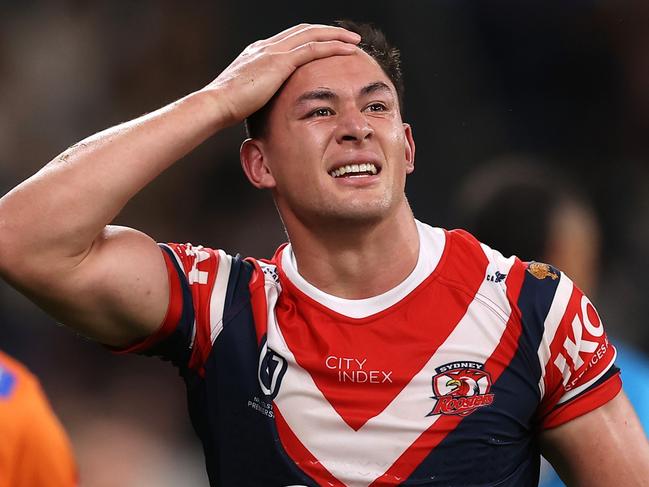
[0,350,77,487]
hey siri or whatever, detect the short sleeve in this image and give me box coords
[534,265,621,429]
[114,242,234,377]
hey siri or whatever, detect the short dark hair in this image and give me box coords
[244,20,405,139]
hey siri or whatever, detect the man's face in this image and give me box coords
[254,48,415,227]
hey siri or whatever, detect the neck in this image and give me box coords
[282,202,419,299]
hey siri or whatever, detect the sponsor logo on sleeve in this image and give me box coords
[259,262,280,284]
[427,362,495,417]
[553,294,610,390]
[486,271,507,283]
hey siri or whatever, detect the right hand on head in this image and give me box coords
[201,24,361,128]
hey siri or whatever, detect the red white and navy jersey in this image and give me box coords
[120,220,621,486]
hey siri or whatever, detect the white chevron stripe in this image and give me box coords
[209,249,232,343]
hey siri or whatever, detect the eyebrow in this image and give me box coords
[294,81,394,107]
[360,81,392,97]
[295,88,337,107]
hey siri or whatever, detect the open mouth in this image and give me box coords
[329,162,380,178]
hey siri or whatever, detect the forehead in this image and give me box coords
[275,48,395,104]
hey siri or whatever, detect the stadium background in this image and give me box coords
[1,1,648,485]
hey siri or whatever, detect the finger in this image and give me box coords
[288,40,358,68]
[263,23,313,44]
[270,25,361,52]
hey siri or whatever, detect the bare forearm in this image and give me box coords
[0,24,360,334]
[0,90,224,271]
[0,24,360,344]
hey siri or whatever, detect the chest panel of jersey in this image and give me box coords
[150,228,621,487]
[258,236,538,486]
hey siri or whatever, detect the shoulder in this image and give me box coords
[159,242,265,292]
[443,228,563,300]
[440,228,574,337]
[444,228,516,272]
[440,228,521,293]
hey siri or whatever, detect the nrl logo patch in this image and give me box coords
[527,262,559,280]
[427,362,495,417]
[258,336,287,400]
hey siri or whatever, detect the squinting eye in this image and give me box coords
[310,107,334,117]
[366,103,387,112]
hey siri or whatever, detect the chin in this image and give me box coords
[317,197,394,225]
[280,188,403,229]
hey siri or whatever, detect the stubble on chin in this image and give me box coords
[303,188,398,229]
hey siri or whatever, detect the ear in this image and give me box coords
[403,123,415,174]
[240,138,276,189]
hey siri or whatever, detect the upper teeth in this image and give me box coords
[329,163,378,178]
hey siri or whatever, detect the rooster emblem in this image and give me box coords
[429,363,495,417]
[445,376,480,397]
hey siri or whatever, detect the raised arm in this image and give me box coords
[0,24,360,346]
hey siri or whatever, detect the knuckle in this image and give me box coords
[259,42,274,53]
[253,45,271,57]
[257,46,275,58]
[241,46,255,56]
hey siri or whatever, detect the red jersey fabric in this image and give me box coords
[123,221,620,486]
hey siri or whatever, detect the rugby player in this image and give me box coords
[0,21,648,486]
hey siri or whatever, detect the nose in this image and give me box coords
[334,109,373,144]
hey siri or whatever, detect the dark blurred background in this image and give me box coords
[1,1,648,485]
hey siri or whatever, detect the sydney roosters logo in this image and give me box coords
[427,362,495,417]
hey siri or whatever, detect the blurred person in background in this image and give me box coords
[1,19,648,486]
[0,349,77,486]
[456,155,649,487]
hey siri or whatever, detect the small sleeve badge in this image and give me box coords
[527,262,559,280]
